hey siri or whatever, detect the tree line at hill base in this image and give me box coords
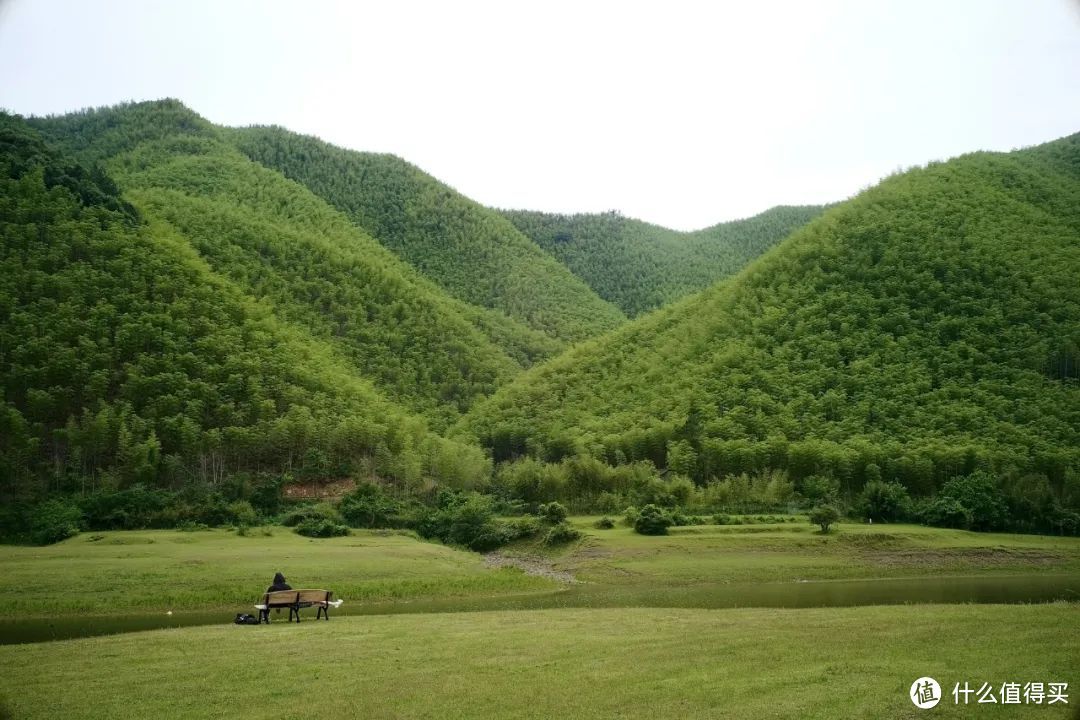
[7,459,1077,547]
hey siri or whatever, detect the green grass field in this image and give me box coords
[554,519,1080,585]
[2,521,1079,617]
[1,605,1076,719]
[0,528,554,616]
[1,521,1078,718]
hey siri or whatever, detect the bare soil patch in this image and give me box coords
[484,552,580,584]
[282,478,356,500]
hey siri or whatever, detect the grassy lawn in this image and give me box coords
[551,520,1080,585]
[0,604,1076,719]
[1,521,1078,718]
[0,528,554,616]
[1,521,1079,619]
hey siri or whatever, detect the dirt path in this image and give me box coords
[483,552,580,584]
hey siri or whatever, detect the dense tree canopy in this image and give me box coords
[1,113,488,500]
[462,135,1080,501]
[503,205,825,316]
[227,125,626,344]
[30,101,553,428]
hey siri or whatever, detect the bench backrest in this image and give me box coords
[297,589,332,604]
[261,589,332,605]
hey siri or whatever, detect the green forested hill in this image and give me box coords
[0,113,488,498]
[8,97,1080,533]
[227,125,626,343]
[503,205,825,316]
[29,101,553,428]
[462,135,1080,493]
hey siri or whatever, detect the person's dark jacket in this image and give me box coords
[267,572,292,592]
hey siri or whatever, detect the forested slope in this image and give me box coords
[30,101,549,428]
[0,113,488,498]
[503,205,825,316]
[462,135,1080,494]
[228,125,626,343]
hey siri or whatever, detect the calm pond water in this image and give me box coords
[2,573,1078,645]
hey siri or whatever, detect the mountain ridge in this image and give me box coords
[502,204,826,316]
[226,124,628,344]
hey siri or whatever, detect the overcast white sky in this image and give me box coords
[2,0,1079,230]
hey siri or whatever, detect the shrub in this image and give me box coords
[79,485,172,530]
[594,516,615,529]
[227,500,258,528]
[857,480,911,522]
[444,495,498,547]
[809,505,840,533]
[466,523,514,552]
[29,499,82,545]
[175,492,234,528]
[537,501,568,524]
[340,483,409,529]
[1054,509,1080,536]
[634,504,672,535]
[463,516,544,552]
[416,492,509,551]
[280,502,342,527]
[504,516,542,539]
[177,521,209,532]
[622,506,640,527]
[294,517,349,538]
[919,497,973,530]
[669,512,706,527]
[544,522,583,545]
[713,513,732,525]
[937,472,1008,531]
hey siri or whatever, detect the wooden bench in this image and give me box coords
[254,589,334,623]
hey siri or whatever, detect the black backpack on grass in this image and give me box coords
[234,613,260,625]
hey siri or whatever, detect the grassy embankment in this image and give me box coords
[556,519,1080,585]
[0,529,550,617]
[1,520,1078,617]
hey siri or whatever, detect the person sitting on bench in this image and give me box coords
[267,572,292,592]
[266,572,292,618]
